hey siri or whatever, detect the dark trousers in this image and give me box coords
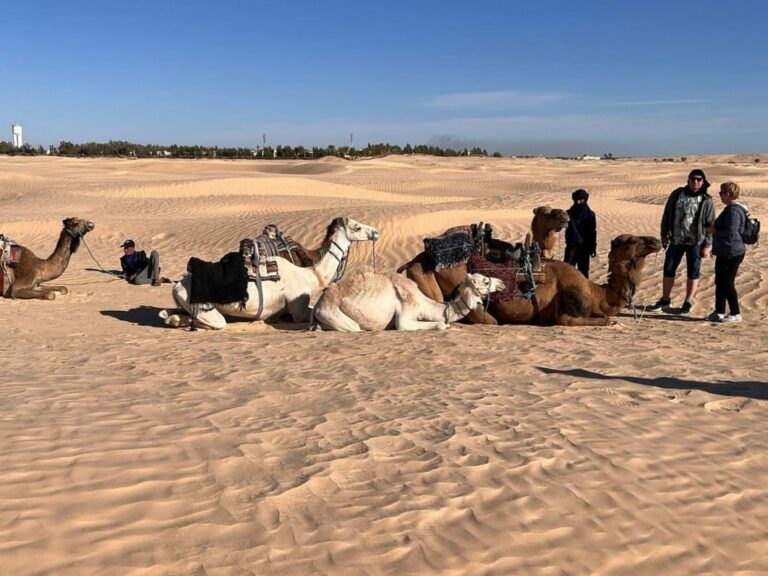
[714,253,744,315]
[565,246,590,278]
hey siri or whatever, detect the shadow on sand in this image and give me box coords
[537,366,768,402]
[86,267,124,277]
[101,306,310,331]
[100,306,169,328]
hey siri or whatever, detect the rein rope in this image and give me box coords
[79,235,123,279]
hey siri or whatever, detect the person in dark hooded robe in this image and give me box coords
[564,188,597,278]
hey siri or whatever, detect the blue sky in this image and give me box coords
[2,0,767,156]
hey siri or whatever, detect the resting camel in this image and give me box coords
[398,206,569,324]
[161,217,379,330]
[1,217,95,300]
[312,270,505,332]
[485,234,662,326]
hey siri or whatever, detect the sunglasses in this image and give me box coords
[689,176,704,182]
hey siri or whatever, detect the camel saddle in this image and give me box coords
[425,222,519,271]
[0,235,22,296]
[259,224,303,265]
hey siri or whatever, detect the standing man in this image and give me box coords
[120,239,162,286]
[648,169,715,314]
[564,188,597,278]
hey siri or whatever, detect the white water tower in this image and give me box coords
[12,124,23,148]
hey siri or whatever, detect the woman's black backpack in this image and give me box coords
[737,204,760,245]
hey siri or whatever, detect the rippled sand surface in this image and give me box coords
[1,154,767,575]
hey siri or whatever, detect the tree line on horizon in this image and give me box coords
[0,140,497,159]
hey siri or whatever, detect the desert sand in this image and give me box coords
[1,154,767,575]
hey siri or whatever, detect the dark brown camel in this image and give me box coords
[398,206,570,324]
[487,234,662,326]
[261,223,349,267]
[2,217,95,300]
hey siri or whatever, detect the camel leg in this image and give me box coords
[10,287,57,300]
[39,284,69,295]
[313,306,363,332]
[464,308,498,325]
[397,305,448,330]
[556,313,611,327]
[396,317,449,331]
[171,278,227,330]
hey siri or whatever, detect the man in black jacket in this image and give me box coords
[648,169,716,314]
[564,189,597,278]
[120,239,162,286]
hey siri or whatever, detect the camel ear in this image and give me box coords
[533,207,542,215]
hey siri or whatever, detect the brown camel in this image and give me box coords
[398,206,569,324]
[2,217,95,300]
[260,224,342,267]
[486,234,662,326]
[531,205,570,259]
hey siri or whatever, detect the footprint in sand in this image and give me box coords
[704,398,750,414]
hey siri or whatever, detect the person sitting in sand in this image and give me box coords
[120,239,162,286]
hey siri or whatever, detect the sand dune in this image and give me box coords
[1,154,767,575]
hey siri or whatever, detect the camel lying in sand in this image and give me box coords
[161,217,379,329]
[1,217,95,300]
[398,206,568,324]
[486,234,662,326]
[312,269,505,331]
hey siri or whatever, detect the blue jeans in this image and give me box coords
[663,244,702,280]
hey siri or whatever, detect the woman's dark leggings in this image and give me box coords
[715,253,745,315]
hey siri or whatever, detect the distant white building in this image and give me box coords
[12,124,23,148]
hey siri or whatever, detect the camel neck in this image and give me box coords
[38,229,78,283]
[446,286,481,322]
[313,229,350,287]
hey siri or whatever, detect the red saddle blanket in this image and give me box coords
[0,244,22,296]
[467,254,547,303]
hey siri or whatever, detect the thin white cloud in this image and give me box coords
[606,99,708,107]
[427,90,571,110]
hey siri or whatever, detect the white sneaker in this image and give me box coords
[706,312,725,322]
[722,314,742,323]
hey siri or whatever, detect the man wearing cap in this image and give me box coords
[120,240,162,286]
[648,169,716,314]
[564,188,597,278]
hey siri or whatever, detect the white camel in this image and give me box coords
[311,269,505,332]
[162,217,379,330]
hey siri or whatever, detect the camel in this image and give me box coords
[161,217,379,330]
[312,270,505,331]
[485,234,662,326]
[531,205,570,259]
[398,206,569,324]
[260,224,318,267]
[1,217,95,300]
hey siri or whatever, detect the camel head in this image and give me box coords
[608,235,662,275]
[464,273,506,298]
[532,206,569,234]
[62,217,95,252]
[328,217,380,242]
[63,217,95,237]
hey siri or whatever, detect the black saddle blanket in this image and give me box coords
[188,252,249,305]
